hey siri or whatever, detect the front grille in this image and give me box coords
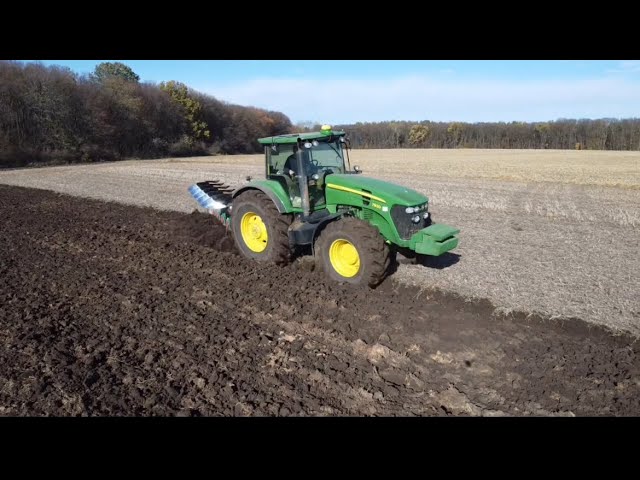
[391,205,431,240]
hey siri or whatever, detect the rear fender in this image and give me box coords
[233,186,287,213]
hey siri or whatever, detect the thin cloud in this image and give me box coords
[200,75,640,124]
[619,60,640,71]
[607,60,640,73]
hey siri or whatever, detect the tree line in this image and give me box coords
[3,61,639,170]
[326,119,640,151]
[0,61,293,168]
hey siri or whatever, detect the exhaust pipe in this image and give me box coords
[296,147,311,218]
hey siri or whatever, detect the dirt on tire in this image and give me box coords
[316,216,393,287]
[231,189,292,265]
[0,184,638,416]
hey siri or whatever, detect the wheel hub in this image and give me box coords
[329,239,360,278]
[241,212,268,252]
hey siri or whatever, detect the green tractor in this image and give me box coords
[188,125,459,287]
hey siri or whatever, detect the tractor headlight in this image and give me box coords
[412,215,421,223]
[406,204,429,214]
[423,212,430,220]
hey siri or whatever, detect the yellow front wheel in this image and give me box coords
[240,211,268,252]
[329,239,360,278]
[316,217,393,287]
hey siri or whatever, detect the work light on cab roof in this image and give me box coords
[188,126,459,287]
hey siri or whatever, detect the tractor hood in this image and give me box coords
[325,174,428,206]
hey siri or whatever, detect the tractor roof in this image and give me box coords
[258,126,346,145]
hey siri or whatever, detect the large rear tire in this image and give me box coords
[231,190,292,265]
[315,217,393,287]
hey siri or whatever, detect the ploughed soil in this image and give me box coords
[0,185,638,416]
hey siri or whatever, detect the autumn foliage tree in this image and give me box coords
[160,80,210,141]
[408,124,430,146]
[0,61,294,167]
[92,62,140,83]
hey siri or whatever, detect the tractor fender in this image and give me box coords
[232,186,287,213]
[311,214,342,241]
[309,214,343,254]
[287,213,343,251]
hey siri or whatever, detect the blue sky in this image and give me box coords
[33,60,640,125]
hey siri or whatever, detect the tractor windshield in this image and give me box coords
[308,140,346,174]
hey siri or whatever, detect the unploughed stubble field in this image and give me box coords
[1,149,638,336]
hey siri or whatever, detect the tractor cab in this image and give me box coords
[260,126,351,214]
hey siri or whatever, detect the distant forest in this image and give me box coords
[2,61,639,169]
[0,61,292,167]
[330,119,640,151]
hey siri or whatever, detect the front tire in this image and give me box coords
[315,217,393,287]
[231,190,292,265]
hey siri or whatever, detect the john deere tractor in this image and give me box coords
[189,125,459,287]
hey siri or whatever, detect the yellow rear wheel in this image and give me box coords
[240,211,268,252]
[231,190,292,265]
[329,239,360,278]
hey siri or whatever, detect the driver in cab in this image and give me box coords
[283,146,317,177]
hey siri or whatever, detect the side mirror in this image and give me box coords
[354,165,362,174]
